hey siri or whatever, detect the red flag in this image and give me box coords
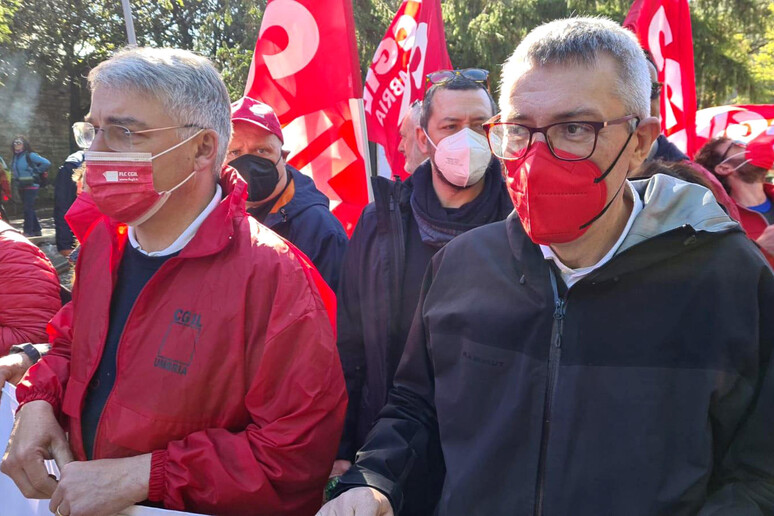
[624,0,698,156]
[688,104,774,153]
[244,0,369,236]
[363,0,452,179]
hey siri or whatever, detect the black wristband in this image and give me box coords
[9,343,42,365]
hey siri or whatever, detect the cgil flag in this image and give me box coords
[624,0,698,156]
[691,104,774,149]
[244,0,370,236]
[363,0,452,179]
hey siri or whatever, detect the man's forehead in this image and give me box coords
[231,121,280,147]
[430,88,493,119]
[89,86,162,128]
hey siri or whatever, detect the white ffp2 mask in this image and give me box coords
[425,127,491,187]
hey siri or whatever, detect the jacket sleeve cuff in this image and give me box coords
[333,467,403,513]
[147,450,168,503]
[16,389,62,416]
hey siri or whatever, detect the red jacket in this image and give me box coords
[733,183,774,268]
[17,170,347,515]
[0,221,61,353]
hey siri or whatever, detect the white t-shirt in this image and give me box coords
[540,181,643,289]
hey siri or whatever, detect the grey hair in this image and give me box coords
[409,101,422,126]
[88,47,232,177]
[499,17,651,124]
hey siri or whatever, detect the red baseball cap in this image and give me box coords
[231,97,284,144]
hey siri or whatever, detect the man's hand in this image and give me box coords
[49,454,151,516]
[0,400,73,499]
[317,487,394,516]
[59,249,73,258]
[0,352,32,388]
[756,225,774,256]
[329,459,352,478]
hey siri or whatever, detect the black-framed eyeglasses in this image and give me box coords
[72,121,203,152]
[425,68,489,90]
[651,82,663,101]
[483,114,640,162]
[12,140,23,145]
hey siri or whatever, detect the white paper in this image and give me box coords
[0,383,197,515]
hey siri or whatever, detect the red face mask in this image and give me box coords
[504,139,632,245]
[84,131,200,226]
[745,134,774,170]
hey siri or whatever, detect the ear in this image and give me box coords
[627,116,660,172]
[416,125,430,155]
[713,162,734,177]
[194,129,219,172]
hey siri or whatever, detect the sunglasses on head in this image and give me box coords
[425,68,490,90]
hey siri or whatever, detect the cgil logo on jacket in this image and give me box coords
[154,309,202,376]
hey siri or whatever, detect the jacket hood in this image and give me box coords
[620,173,740,254]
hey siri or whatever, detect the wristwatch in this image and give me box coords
[9,343,42,364]
[324,476,341,502]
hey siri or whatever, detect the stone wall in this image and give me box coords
[0,54,77,208]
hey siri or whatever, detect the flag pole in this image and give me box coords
[120,0,138,45]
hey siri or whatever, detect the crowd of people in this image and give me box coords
[0,15,773,516]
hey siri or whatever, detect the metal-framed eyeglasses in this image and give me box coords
[72,121,203,152]
[483,114,640,162]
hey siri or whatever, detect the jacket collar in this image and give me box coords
[108,165,248,260]
[507,174,743,283]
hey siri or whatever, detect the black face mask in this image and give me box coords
[230,154,283,202]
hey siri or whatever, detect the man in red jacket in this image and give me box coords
[1,47,346,516]
[695,135,774,266]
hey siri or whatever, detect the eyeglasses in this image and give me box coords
[72,121,202,152]
[425,68,489,90]
[651,82,663,101]
[718,140,747,163]
[12,140,23,145]
[483,114,639,162]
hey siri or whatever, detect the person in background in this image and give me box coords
[695,135,774,267]
[229,97,348,290]
[0,155,10,220]
[332,73,512,514]
[0,219,61,354]
[397,100,428,175]
[10,136,50,237]
[54,150,84,256]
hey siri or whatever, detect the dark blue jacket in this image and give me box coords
[336,158,513,457]
[54,151,83,251]
[652,134,689,162]
[11,151,50,189]
[250,165,348,291]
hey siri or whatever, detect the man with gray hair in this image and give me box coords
[396,100,427,175]
[319,17,774,516]
[1,47,346,516]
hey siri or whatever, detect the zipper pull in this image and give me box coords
[553,300,565,348]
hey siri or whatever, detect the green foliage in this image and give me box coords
[0,0,772,133]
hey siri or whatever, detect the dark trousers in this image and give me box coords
[22,187,41,236]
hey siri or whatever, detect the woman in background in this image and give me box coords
[10,136,50,236]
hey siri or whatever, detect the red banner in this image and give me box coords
[244,0,369,236]
[687,104,774,152]
[624,0,698,156]
[363,0,451,179]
